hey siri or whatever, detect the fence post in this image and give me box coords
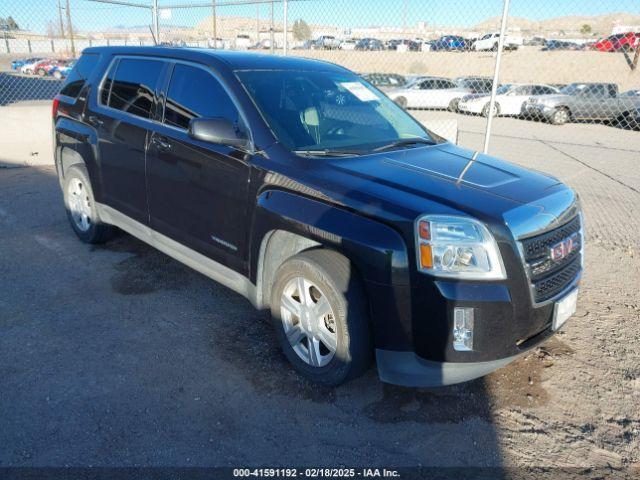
[51,39,55,52]
[152,0,160,44]
[28,39,32,53]
[5,37,10,54]
[283,0,288,55]
[270,0,275,54]
[482,0,510,154]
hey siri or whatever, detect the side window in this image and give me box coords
[108,58,164,120]
[163,63,240,130]
[100,59,117,106]
[60,53,99,98]
[585,85,605,97]
[440,80,456,89]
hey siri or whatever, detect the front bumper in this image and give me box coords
[524,103,555,118]
[457,101,483,114]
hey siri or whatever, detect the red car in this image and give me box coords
[593,32,640,52]
[34,59,62,76]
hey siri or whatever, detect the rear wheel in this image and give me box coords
[448,98,460,112]
[37,68,46,76]
[270,249,372,386]
[550,107,570,125]
[53,70,62,79]
[394,96,408,109]
[63,165,115,244]
[482,102,500,117]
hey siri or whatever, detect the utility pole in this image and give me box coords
[65,0,76,56]
[270,0,274,54]
[283,0,288,55]
[255,3,259,45]
[211,0,217,48]
[57,0,66,40]
[151,0,159,44]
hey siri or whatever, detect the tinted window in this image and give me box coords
[584,84,606,97]
[163,64,240,130]
[108,58,164,119]
[60,53,99,98]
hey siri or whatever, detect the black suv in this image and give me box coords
[54,47,583,387]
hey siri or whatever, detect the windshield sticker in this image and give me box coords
[340,82,379,102]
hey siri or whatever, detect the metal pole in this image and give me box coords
[270,0,274,54]
[482,0,510,154]
[283,0,288,55]
[65,0,76,56]
[57,0,66,41]
[256,4,259,45]
[152,0,159,44]
[212,0,217,48]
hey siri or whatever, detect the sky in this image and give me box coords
[2,0,639,35]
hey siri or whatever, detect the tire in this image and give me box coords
[448,98,460,112]
[270,249,372,386]
[482,102,500,117]
[37,68,45,77]
[394,96,408,109]
[491,42,499,52]
[63,165,115,244]
[550,107,570,125]
[53,70,62,80]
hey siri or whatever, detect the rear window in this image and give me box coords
[59,53,99,98]
[105,58,164,120]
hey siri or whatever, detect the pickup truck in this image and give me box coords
[474,32,523,51]
[523,82,640,125]
[53,47,583,387]
[313,35,341,50]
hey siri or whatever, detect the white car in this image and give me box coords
[457,84,560,117]
[234,35,252,49]
[340,40,357,50]
[20,58,45,74]
[387,77,472,110]
[473,32,523,51]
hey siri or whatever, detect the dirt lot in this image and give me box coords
[0,104,639,474]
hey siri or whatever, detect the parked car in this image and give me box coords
[455,76,493,94]
[593,32,640,52]
[313,35,341,50]
[459,83,560,117]
[339,39,357,50]
[525,36,547,46]
[361,73,407,91]
[234,34,252,49]
[54,46,584,387]
[34,59,62,77]
[19,58,46,74]
[11,57,42,70]
[523,82,640,125]
[541,40,583,51]
[49,60,75,79]
[626,107,640,129]
[474,32,523,51]
[430,35,467,51]
[387,76,472,110]
[355,38,384,51]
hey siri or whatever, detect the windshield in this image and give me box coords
[560,83,586,95]
[237,69,438,153]
[496,84,513,95]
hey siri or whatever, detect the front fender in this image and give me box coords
[251,190,410,287]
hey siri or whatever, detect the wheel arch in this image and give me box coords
[250,190,411,309]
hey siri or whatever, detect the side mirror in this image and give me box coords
[188,117,249,150]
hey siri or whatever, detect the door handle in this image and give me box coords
[151,135,172,151]
[87,115,104,127]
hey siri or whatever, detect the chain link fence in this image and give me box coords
[2,0,640,146]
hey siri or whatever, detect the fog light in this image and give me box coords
[453,307,474,351]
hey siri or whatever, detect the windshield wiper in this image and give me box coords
[294,149,361,157]
[373,138,436,153]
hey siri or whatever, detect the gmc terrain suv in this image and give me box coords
[54,47,583,387]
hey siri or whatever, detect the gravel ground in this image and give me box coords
[0,107,639,474]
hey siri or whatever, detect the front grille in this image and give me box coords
[520,215,582,303]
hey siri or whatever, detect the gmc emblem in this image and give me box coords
[550,233,579,262]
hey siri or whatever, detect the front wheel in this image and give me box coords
[448,98,460,112]
[63,165,115,244]
[270,249,372,386]
[482,102,500,117]
[550,107,570,125]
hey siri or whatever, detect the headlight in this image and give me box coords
[415,215,506,280]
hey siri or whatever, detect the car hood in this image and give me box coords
[321,142,563,223]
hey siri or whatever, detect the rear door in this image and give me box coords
[146,62,251,270]
[93,56,167,223]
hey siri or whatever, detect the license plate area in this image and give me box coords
[552,288,579,331]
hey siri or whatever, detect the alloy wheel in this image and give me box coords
[67,177,92,232]
[280,276,338,367]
